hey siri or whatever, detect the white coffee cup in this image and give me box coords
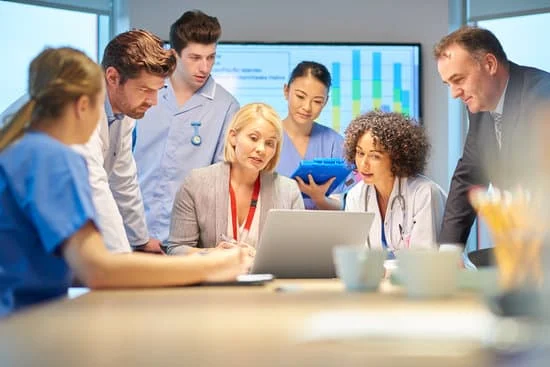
[396,249,461,298]
[333,245,386,292]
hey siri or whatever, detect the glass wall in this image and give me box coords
[477,12,550,72]
[0,1,109,112]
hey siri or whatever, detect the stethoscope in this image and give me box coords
[364,178,407,249]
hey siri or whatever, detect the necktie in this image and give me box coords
[492,112,503,150]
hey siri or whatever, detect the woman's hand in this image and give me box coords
[216,240,256,257]
[295,174,335,202]
[296,174,342,210]
[200,247,252,282]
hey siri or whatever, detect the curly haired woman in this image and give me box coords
[344,110,447,255]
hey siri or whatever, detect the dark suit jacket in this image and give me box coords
[439,62,550,245]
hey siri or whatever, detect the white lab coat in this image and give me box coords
[345,175,447,251]
[71,107,149,253]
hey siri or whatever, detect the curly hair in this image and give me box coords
[343,110,430,177]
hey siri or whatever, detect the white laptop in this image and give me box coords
[251,210,374,278]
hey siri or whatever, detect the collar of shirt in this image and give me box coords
[163,76,218,113]
[104,98,125,126]
[196,75,217,100]
[492,77,509,116]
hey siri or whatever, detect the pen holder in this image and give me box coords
[493,230,543,292]
[485,230,544,317]
[469,186,546,317]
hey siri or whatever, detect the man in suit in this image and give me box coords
[435,25,550,248]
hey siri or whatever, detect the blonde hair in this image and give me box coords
[0,47,103,151]
[223,103,283,172]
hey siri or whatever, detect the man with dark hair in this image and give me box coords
[133,10,239,244]
[435,26,550,249]
[1,29,177,254]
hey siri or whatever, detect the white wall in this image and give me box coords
[128,0,452,189]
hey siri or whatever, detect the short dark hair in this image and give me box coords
[101,29,176,84]
[344,110,430,177]
[288,61,331,89]
[433,26,508,65]
[170,10,221,55]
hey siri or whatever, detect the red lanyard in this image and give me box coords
[229,176,261,241]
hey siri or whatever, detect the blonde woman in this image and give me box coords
[166,103,304,255]
[0,48,248,317]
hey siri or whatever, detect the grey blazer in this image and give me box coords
[166,162,304,254]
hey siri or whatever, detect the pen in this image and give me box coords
[219,233,255,257]
[219,233,238,245]
[401,221,416,249]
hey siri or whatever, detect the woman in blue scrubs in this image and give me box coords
[0,48,248,317]
[277,61,354,210]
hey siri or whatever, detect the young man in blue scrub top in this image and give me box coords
[133,10,240,244]
[0,30,176,254]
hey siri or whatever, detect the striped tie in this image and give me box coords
[492,112,503,150]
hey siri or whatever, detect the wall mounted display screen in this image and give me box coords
[209,42,422,134]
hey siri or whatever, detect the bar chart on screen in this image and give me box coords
[211,43,421,134]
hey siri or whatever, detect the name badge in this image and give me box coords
[191,121,202,146]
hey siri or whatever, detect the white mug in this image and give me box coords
[333,245,386,292]
[396,249,461,298]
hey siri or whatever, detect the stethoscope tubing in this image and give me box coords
[364,178,407,248]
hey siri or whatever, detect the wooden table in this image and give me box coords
[0,279,493,366]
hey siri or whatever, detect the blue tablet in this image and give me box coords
[290,158,353,197]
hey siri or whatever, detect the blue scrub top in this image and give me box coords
[0,132,97,317]
[276,122,351,209]
[133,77,240,243]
